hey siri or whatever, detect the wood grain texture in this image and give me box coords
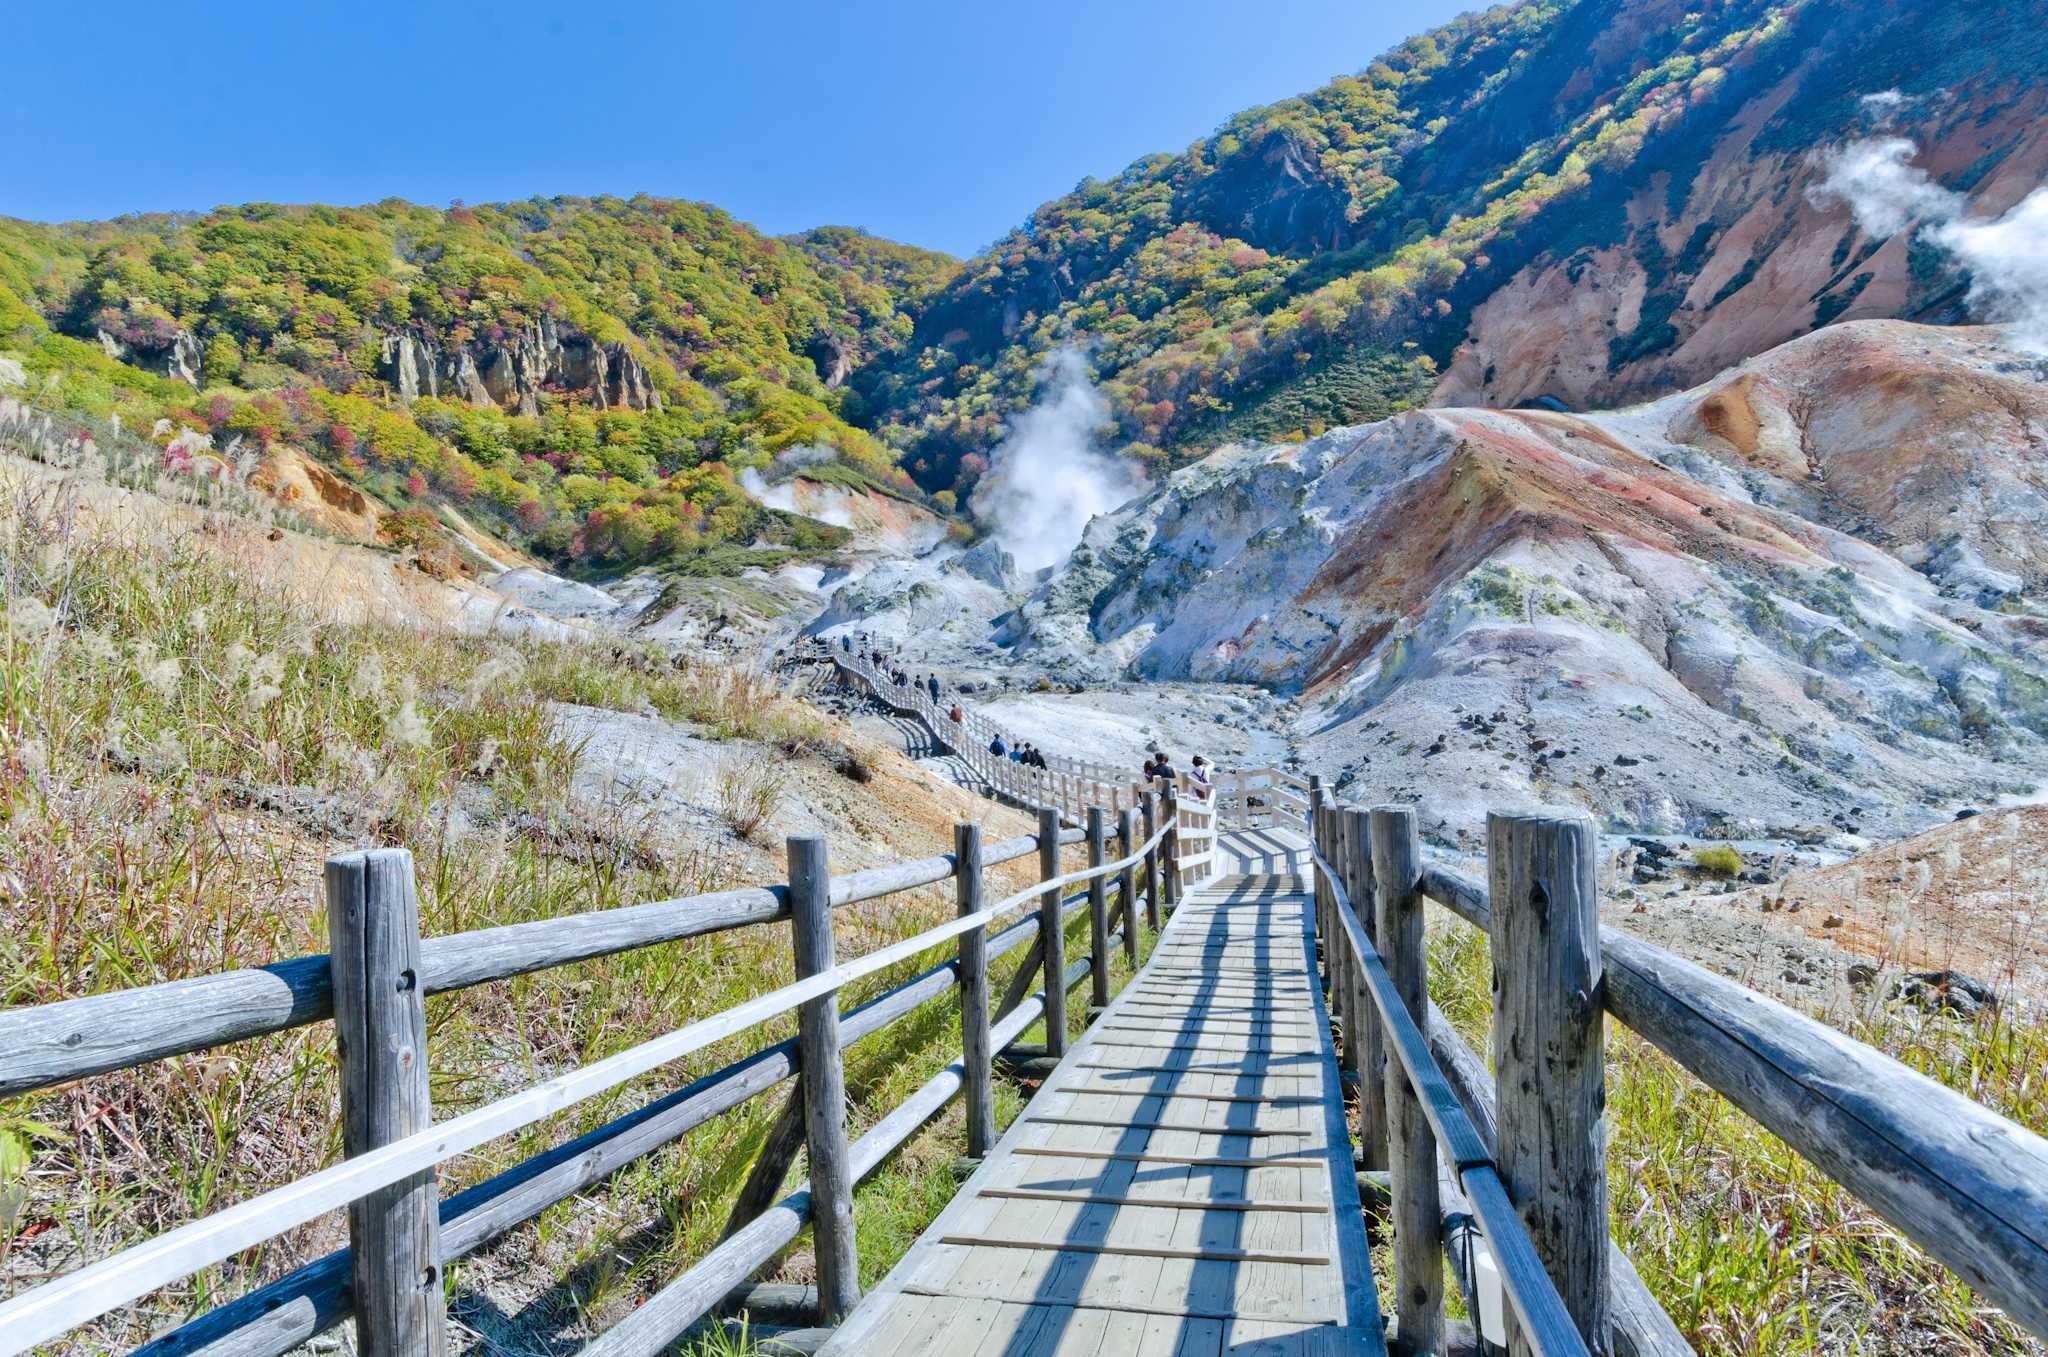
[1087,809,1112,1010]
[1037,808,1068,1058]
[1142,790,1162,932]
[1119,809,1141,970]
[1342,808,1388,1172]
[1602,930,2048,1343]
[1488,812,1610,1357]
[789,836,859,1322]
[1424,1005,1693,1357]
[817,854,1387,1356]
[325,850,445,1357]
[957,823,996,1160]
[1371,807,1442,1356]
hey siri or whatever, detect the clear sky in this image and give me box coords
[12,0,1476,257]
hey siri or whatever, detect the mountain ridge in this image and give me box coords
[6,0,2048,576]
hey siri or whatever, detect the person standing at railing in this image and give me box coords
[1188,754,1213,801]
[927,674,941,703]
[989,735,1007,759]
[949,703,963,725]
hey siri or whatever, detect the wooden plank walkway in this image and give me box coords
[821,832,1384,1355]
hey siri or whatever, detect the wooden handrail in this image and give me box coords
[1308,829,1591,1357]
[1416,859,2048,1341]
[0,806,1173,1354]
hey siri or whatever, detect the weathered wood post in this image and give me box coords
[1162,783,1181,911]
[326,848,446,1357]
[1307,777,1326,993]
[1344,806,1388,1171]
[1037,807,1068,1057]
[956,822,995,1160]
[1490,810,1610,1356]
[1327,806,1343,1064]
[787,835,859,1321]
[1371,806,1443,1354]
[1086,807,1111,1011]
[1142,787,1162,930]
[1118,807,1140,969]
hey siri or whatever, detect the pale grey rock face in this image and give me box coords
[167,330,204,387]
[376,319,661,415]
[815,324,2048,848]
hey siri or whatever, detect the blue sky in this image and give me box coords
[12,1,1474,257]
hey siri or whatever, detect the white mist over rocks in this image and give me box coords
[738,461,854,527]
[970,348,1147,574]
[1811,133,2048,351]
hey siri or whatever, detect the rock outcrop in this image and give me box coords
[828,320,2048,846]
[98,326,206,388]
[378,319,663,415]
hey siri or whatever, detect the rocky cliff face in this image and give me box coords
[378,319,662,415]
[826,321,2048,848]
[97,326,205,388]
[1434,83,2048,412]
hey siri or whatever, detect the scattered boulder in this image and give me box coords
[1890,970,1999,1018]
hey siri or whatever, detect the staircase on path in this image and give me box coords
[821,836,1385,1357]
[10,652,2047,1357]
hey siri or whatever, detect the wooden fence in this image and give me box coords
[8,649,2046,1357]
[823,644,1282,892]
[0,776,1187,1356]
[1306,780,2048,1355]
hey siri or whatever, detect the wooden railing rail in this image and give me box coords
[0,801,1172,1357]
[1411,858,2048,1344]
[1306,801,1590,1357]
[0,831,1081,1101]
[1312,789,2048,1353]
[134,883,1107,1357]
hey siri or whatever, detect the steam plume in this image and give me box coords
[1810,134,2048,351]
[739,465,853,528]
[970,348,1146,574]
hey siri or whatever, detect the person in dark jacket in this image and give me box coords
[927,675,941,702]
[989,736,1007,759]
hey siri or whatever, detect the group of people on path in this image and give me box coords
[1143,751,1212,800]
[987,735,1049,769]
[831,631,1212,799]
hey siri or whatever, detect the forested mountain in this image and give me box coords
[0,200,953,570]
[862,0,2048,498]
[6,0,2046,566]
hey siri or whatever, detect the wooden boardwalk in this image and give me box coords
[821,832,1384,1355]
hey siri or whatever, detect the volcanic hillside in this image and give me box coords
[831,320,2048,851]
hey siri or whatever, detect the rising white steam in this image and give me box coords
[739,466,854,528]
[1808,137,1961,236]
[970,348,1146,574]
[1810,134,2048,352]
[1857,89,1913,127]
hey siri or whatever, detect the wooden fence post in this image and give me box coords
[1307,777,1326,984]
[1489,810,1611,1356]
[956,822,995,1160]
[787,835,859,1322]
[1037,807,1068,1057]
[1162,784,1181,912]
[1142,788,1162,931]
[1327,806,1343,1072]
[326,848,446,1357]
[1118,808,1140,969]
[1371,806,1442,1354]
[1343,806,1388,1171]
[1086,807,1111,1011]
